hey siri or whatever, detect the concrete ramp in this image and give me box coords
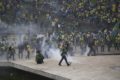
[0,56,120,80]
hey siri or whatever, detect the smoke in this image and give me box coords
[0,23,39,45]
[38,32,74,64]
[48,47,61,60]
[40,34,61,60]
[84,45,90,56]
[0,23,40,60]
[0,22,90,62]
[36,32,73,63]
[43,45,74,63]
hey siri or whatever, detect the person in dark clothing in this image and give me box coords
[106,35,112,52]
[87,39,96,56]
[36,50,44,64]
[18,44,24,59]
[101,39,105,52]
[59,41,71,66]
[7,46,11,61]
[7,46,15,60]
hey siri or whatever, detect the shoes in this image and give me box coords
[58,63,71,66]
[59,64,62,66]
[67,63,71,66]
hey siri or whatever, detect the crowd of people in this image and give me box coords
[0,26,119,66]
[57,26,120,54]
[0,41,32,60]
[0,0,119,26]
[59,0,119,24]
[0,0,119,66]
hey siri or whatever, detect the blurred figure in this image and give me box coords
[106,35,112,52]
[26,44,31,59]
[7,45,16,61]
[100,39,105,52]
[80,36,86,55]
[35,50,44,64]
[18,44,24,59]
[115,33,120,50]
[87,39,96,56]
[94,39,99,53]
[59,41,71,66]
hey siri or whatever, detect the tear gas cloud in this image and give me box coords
[0,22,89,62]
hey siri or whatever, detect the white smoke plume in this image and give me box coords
[39,33,74,63]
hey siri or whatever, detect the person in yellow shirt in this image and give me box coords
[26,44,31,59]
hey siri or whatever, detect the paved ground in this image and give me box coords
[8,55,120,80]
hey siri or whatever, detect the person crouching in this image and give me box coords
[36,50,44,64]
